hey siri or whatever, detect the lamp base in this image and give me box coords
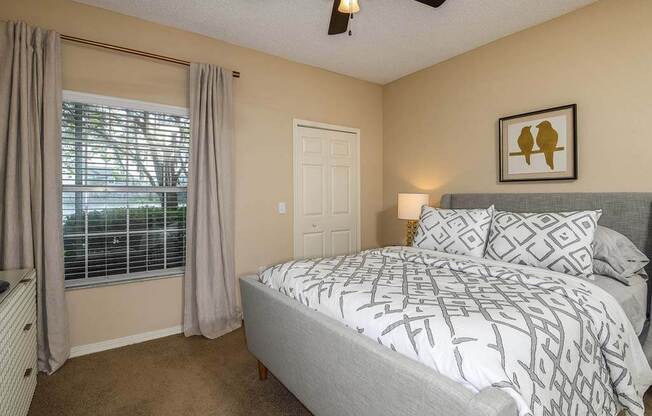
[405,220,419,247]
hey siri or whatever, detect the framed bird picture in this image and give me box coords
[499,104,577,182]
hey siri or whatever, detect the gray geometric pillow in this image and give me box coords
[412,206,493,258]
[485,210,602,278]
[592,225,649,285]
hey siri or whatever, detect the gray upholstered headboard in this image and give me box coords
[440,193,652,266]
[440,192,652,340]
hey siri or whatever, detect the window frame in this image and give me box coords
[62,90,190,289]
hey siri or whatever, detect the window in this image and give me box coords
[61,91,190,287]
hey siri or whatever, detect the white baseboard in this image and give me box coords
[69,325,183,358]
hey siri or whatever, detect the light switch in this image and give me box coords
[278,202,287,214]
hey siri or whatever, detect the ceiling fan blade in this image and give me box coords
[328,0,350,35]
[413,0,447,8]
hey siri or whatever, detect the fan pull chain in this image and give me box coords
[349,13,353,36]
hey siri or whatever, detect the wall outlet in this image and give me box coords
[278,202,287,214]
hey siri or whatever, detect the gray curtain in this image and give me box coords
[184,63,240,338]
[0,21,69,373]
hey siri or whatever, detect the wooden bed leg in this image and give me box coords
[257,360,268,381]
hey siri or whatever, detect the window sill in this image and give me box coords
[65,269,184,291]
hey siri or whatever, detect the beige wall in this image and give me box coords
[382,0,652,245]
[0,0,384,347]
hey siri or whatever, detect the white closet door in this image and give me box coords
[293,123,359,259]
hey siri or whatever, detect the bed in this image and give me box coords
[241,192,652,416]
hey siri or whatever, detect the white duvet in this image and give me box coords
[259,246,652,416]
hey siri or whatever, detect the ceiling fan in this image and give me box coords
[328,0,448,35]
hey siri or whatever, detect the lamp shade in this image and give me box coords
[338,0,360,14]
[397,193,430,220]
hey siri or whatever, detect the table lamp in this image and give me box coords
[397,193,429,246]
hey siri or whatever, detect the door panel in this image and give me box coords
[302,137,323,154]
[330,140,350,157]
[331,165,350,215]
[303,232,325,258]
[294,124,359,259]
[302,165,324,216]
[331,230,352,256]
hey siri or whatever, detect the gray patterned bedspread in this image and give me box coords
[259,246,652,416]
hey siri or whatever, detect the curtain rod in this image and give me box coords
[60,34,241,78]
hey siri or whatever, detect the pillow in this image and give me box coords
[412,205,493,258]
[592,225,649,285]
[485,210,601,278]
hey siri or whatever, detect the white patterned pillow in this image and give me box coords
[485,210,602,278]
[412,206,493,258]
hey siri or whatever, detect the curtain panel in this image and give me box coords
[184,63,240,338]
[0,20,69,373]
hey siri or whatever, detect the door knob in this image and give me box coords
[312,224,317,228]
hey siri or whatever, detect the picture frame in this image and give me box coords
[498,104,577,182]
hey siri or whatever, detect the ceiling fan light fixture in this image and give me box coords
[338,0,360,14]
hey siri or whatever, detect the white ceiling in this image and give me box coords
[75,0,596,84]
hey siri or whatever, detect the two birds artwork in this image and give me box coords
[516,120,559,170]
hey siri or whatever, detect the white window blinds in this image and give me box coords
[61,93,190,287]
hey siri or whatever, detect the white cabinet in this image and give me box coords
[0,269,37,416]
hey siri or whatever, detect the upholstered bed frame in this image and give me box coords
[241,192,652,416]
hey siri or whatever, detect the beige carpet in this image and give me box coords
[29,328,310,416]
[28,327,652,416]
